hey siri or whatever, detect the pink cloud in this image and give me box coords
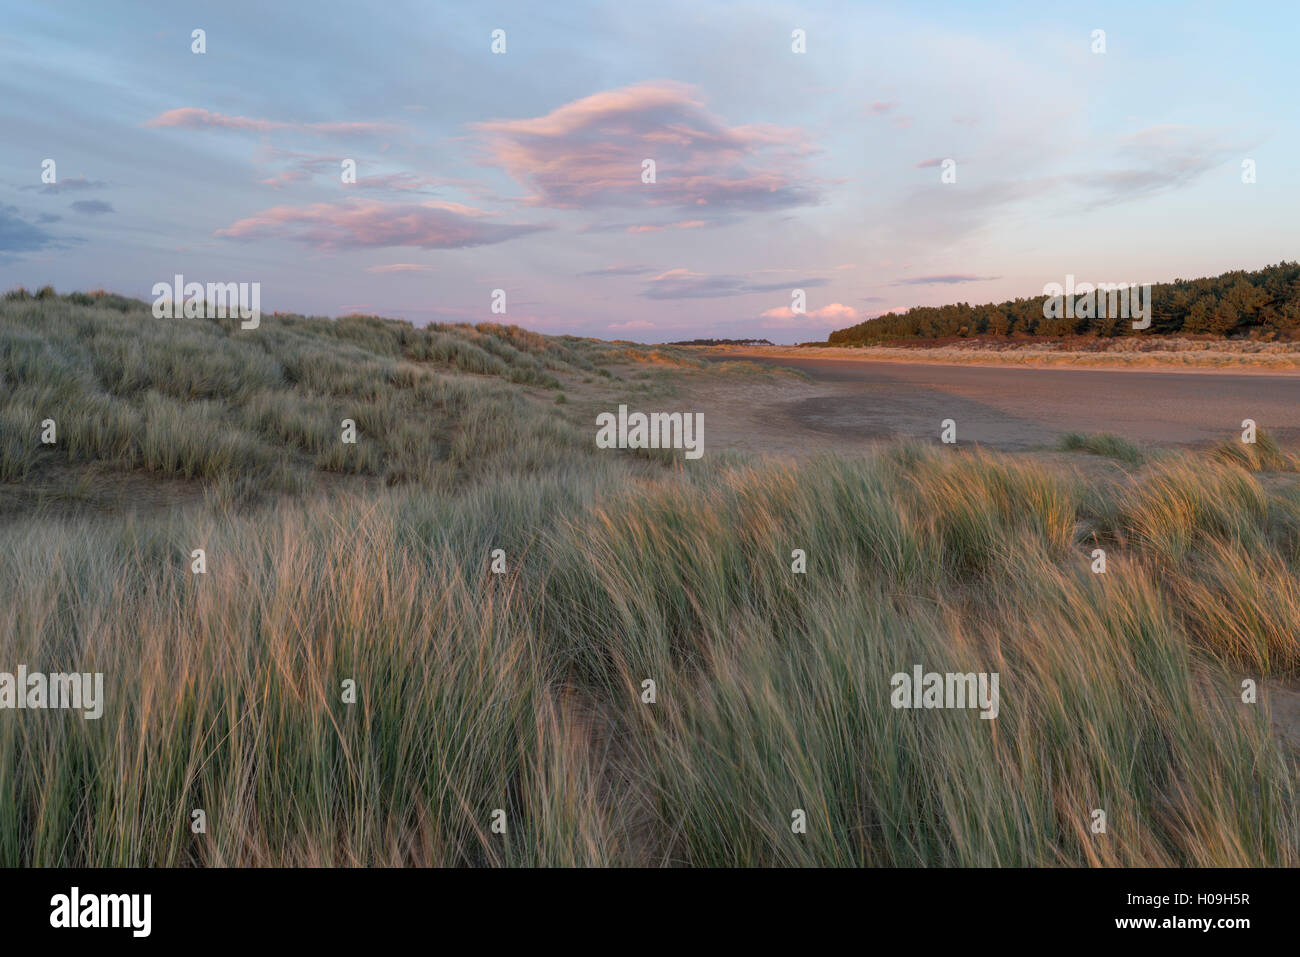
[147,108,280,131]
[472,82,821,216]
[258,169,313,189]
[146,107,400,136]
[365,263,435,274]
[760,302,858,322]
[624,219,708,233]
[216,199,547,250]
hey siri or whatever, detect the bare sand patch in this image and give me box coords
[705,342,1300,374]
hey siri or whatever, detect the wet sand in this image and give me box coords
[702,355,1300,451]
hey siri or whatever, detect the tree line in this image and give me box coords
[826,262,1300,344]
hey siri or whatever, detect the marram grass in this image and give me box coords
[0,446,1295,866]
[1,294,1296,867]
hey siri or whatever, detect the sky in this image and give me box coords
[1,0,1296,344]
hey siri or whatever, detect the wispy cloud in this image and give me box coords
[355,172,448,192]
[249,144,485,199]
[365,263,435,274]
[216,200,547,250]
[894,125,1244,245]
[146,107,402,137]
[624,219,710,233]
[70,199,114,216]
[21,175,110,194]
[1067,125,1243,208]
[640,268,828,300]
[258,169,315,189]
[580,264,659,277]
[890,274,999,286]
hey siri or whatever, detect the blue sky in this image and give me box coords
[1,0,1295,342]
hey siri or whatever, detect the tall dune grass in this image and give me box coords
[0,293,663,499]
[0,445,1295,866]
[1,293,1296,866]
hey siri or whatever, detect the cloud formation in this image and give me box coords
[216,200,546,250]
[258,169,314,189]
[1068,125,1242,208]
[70,199,114,215]
[760,302,858,322]
[890,274,999,285]
[22,175,109,194]
[0,205,59,262]
[580,264,658,277]
[365,263,435,274]
[639,268,828,300]
[146,108,400,137]
[474,82,821,217]
[894,124,1242,244]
